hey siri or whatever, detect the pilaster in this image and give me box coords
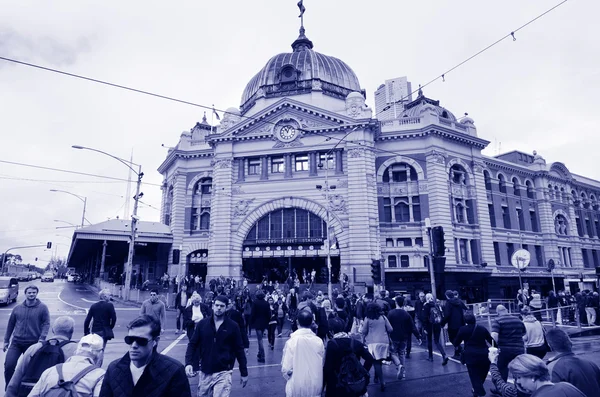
[473,161,495,266]
[168,172,187,276]
[534,176,561,267]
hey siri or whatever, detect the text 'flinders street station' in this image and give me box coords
[146,27,600,301]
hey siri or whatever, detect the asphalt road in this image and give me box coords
[2,280,600,396]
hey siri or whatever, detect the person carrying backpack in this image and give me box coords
[28,333,105,397]
[423,293,449,365]
[323,317,374,397]
[6,316,78,397]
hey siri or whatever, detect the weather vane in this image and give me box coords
[297,0,306,29]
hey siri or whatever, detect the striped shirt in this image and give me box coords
[491,315,526,353]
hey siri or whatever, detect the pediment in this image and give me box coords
[209,99,361,143]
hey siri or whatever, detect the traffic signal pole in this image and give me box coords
[427,226,438,300]
[2,243,52,275]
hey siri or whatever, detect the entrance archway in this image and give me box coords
[241,207,340,283]
[187,249,208,281]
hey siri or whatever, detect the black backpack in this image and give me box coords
[18,339,76,397]
[429,305,442,324]
[332,338,369,396]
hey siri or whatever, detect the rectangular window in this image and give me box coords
[258,217,270,239]
[595,219,600,238]
[296,210,308,238]
[493,242,501,265]
[582,249,591,268]
[388,256,397,268]
[535,245,543,267]
[382,198,392,223]
[506,243,515,262]
[394,198,410,222]
[470,240,480,264]
[529,210,539,232]
[271,156,285,173]
[576,217,584,237]
[593,250,599,267]
[415,237,423,246]
[456,201,466,223]
[294,154,309,172]
[400,255,410,268]
[282,209,295,238]
[488,204,496,228]
[412,196,421,222]
[318,153,335,170]
[309,213,323,238]
[191,208,199,230]
[466,200,476,224]
[459,239,468,264]
[397,238,412,247]
[248,158,261,175]
[199,210,210,230]
[586,218,594,237]
[385,238,394,247]
[502,206,511,229]
[517,208,525,231]
[270,210,282,239]
[392,170,407,182]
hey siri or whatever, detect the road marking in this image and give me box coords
[161,333,187,355]
[57,287,89,314]
[81,298,98,303]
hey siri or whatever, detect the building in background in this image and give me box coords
[374,76,413,120]
[157,26,600,301]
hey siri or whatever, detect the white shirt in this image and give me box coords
[130,362,147,386]
[192,305,203,323]
[281,328,324,397]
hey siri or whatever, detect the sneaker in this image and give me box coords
[277,333,282,337]
[442,356,449,366]
[396,365,406,380]
[405,353,411,359]
[258,358,265,363]
[175,330,180,334]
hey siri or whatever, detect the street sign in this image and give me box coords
[511,249,531,269]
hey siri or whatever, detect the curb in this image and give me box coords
[86,283,177,311]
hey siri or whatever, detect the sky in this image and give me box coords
[1,0,598,266]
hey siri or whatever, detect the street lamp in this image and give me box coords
[72,145,143,300]
[50,190,87,227]
[54,220,78,228]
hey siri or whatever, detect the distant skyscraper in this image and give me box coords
[374,76,413,120]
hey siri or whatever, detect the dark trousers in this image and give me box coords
[425,324,447,359]
[256,329,265,359]
[186,325,195,341]
[526,345,547,359]
[276,317,285,335]
[175,308,184,330]
[406,334,412,355]
[243,314,251,335]
[4,340,37,389]
[467,360,490,396]
[268,323,277,347]
[448,327,460,354]
[497,350,522,381]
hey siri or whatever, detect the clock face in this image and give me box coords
[279,125,296,141]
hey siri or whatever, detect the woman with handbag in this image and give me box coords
[454,312,494,397]
[360,302,393,391]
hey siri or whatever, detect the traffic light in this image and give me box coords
[431,226,445,257]
[547,259,555,272]
[46,242,52,249]
[172,249,180,265]
[371,259,381,284]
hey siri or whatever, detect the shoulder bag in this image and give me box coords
[460,324,478,365]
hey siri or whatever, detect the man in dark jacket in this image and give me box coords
[185,295,248,396]
[388,296,422,380]
[99,315,191,397]
[174,284,191,334]
[84,289,117,349]
[413,292,426,337]
[546,328,600,397]
[226,298,249,353]
[250,291,271,363]
[441,290,468,359]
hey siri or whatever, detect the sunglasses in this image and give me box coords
[124,336,153,346]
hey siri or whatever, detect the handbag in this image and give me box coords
[460,324,478,365]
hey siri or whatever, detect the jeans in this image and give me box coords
[390,339,407,367]
[467,360,490,396]
[277,317,285,335]
[198,370,233,397]
[243,314,251,336]
[256,329,265,360]
[4,340,37,389]
[585,307,597,325]
[176,308,184,331]
[425,324,446,359]
[268,323,277,347]
[497,350,522,381]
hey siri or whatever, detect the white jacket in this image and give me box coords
[281,328,324,397]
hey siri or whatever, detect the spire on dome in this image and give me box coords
[292,0,313,52]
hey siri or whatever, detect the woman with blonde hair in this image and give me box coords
[360,302,393,391]
[508,354,585,396]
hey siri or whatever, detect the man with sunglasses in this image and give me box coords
[185,295,248,397]
[100,315,191,397]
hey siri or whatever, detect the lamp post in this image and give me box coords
[50,190,87,227]
[316,164,335,299]
[72,145,143,300]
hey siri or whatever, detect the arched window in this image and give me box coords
[554,186,560,202]
[383,162,418,182]
[498,174,507,193]
[548,184,554,200]
[512,177,520,196]
[245,208,327,242]
[195,178,212,195]
[484,171,492,191]
[555,214,569,235]
[526,180,535,199]
[450,164,468,185]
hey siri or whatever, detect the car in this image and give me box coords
[17,274,29,282]
[67,273,79,282]
[0,277,19,305]
[41,272,54,282]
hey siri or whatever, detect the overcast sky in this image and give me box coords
[1,0,597,266]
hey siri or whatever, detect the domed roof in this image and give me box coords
[240,28,362,114]
[400,88,457,121]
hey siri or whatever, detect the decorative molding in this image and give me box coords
[376,155,425,181]
[366,174,376,188]
[336,179,348,188]
[187,171,213,191]
[329,195,348,214]
[472,160,486,174]
[272,139,304,149]
[211,158,233,169]
[348,148,366,158]
[231,185,245,195]
[427,149,447,164]
[233,199,255,218]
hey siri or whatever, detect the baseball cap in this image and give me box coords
[79,333,104,351]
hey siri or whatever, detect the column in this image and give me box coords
[284,154,292,178]
[335,150,343,175]
[237,158,245,182]
[100,241,107,280]
[466,239,472,264]
[309,152,318,176]
[260,156,269,180]
[534,175,562,266]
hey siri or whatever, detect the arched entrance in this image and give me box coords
[187,249,208,281]
[242,208,340,283]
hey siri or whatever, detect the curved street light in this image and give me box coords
[72,145,143,301]
[50,190,87,227]
[54,219,78,227]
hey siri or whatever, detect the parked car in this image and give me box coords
[17,274,29,282]
[41,272,54,282]
[0,277,19,305]
[67,273,79,282]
